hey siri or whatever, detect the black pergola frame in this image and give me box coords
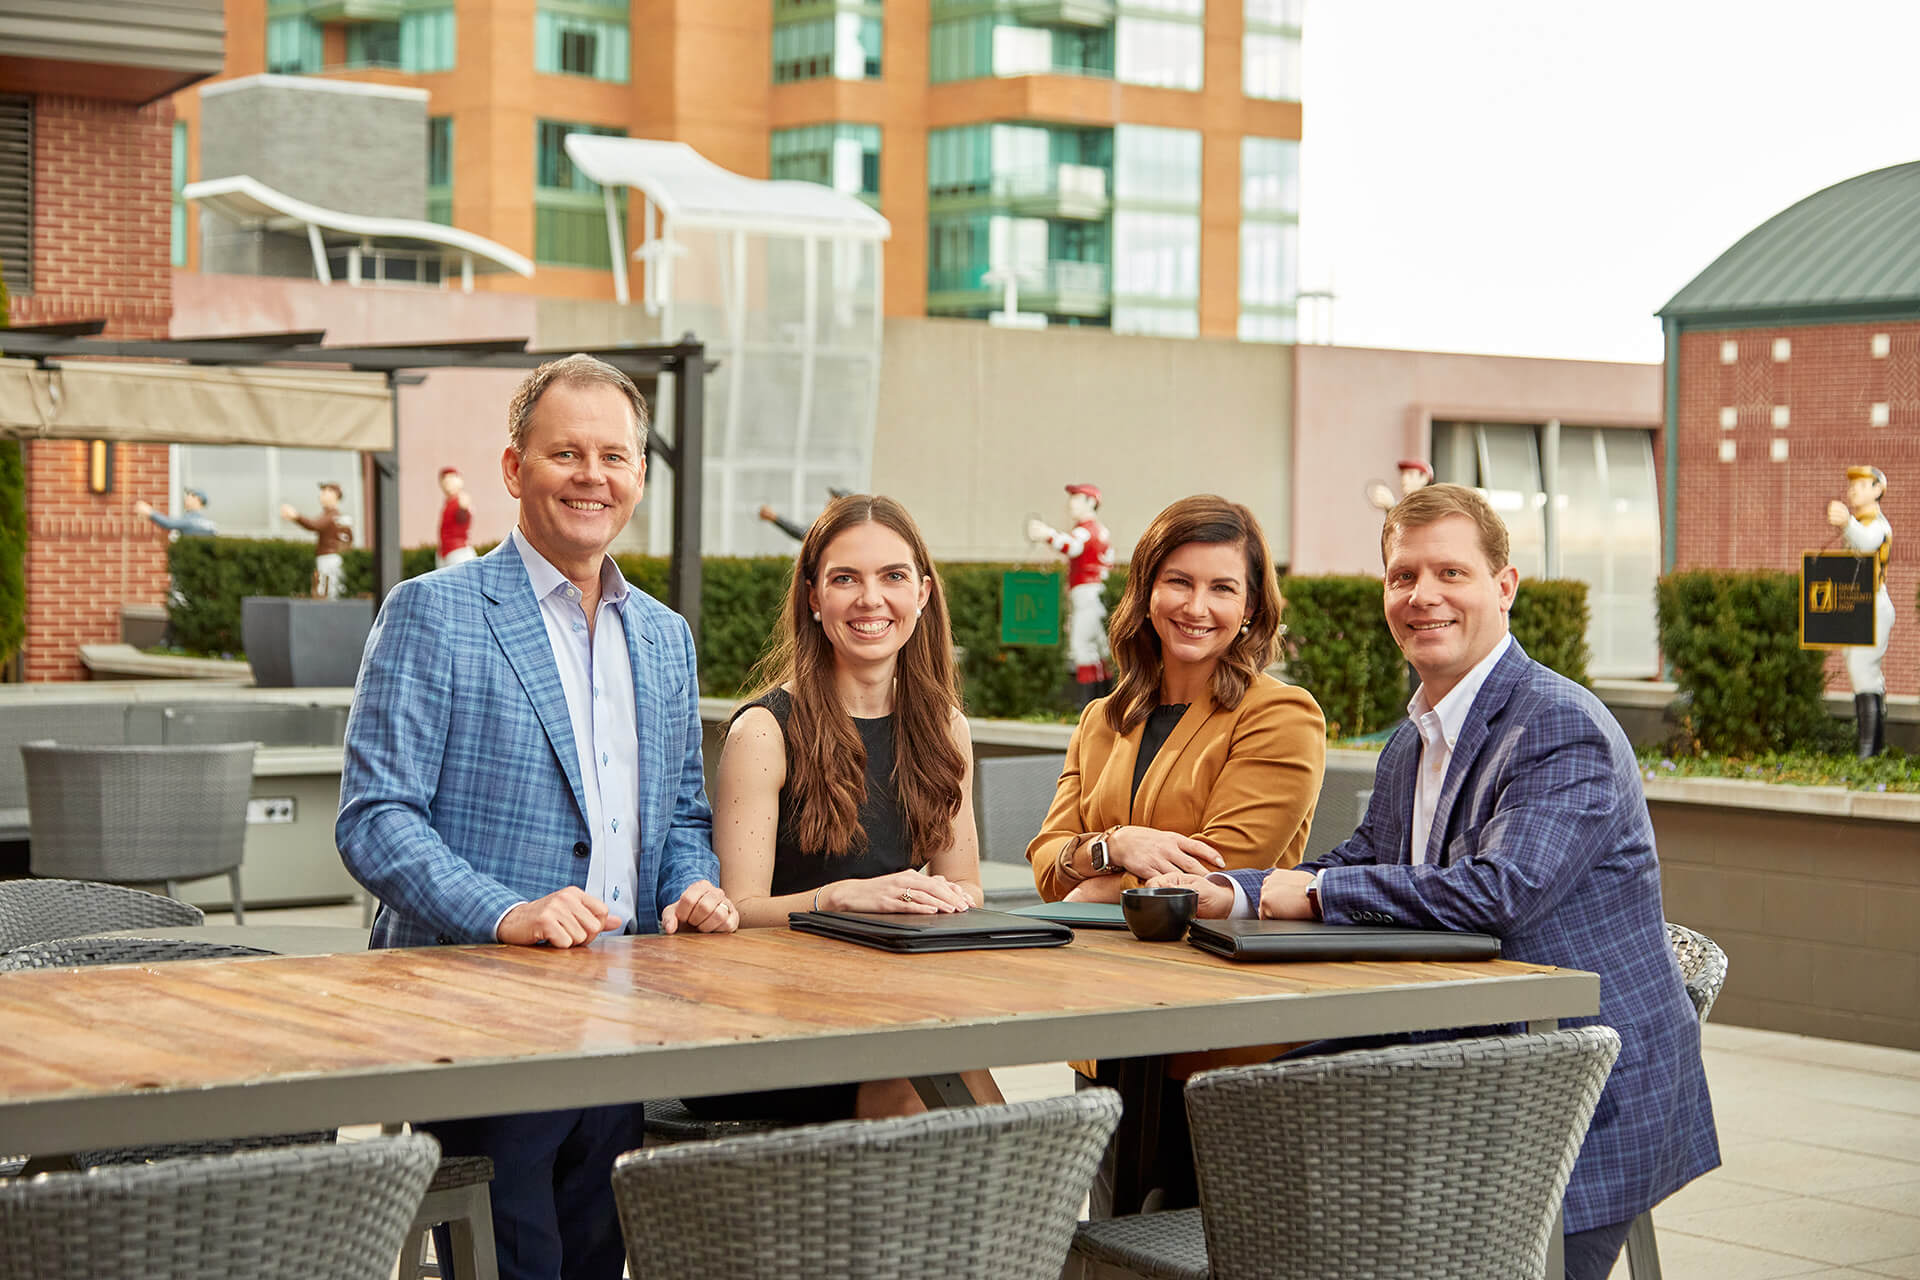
[0,327,711,637]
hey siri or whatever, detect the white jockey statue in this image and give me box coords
[1827,464,1893,758]
[1029,483,1114,709]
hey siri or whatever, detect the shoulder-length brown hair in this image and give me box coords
[1105,495,1285,735]
[744,495,966,864]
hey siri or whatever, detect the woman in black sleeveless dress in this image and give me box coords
[689,494,1001,1122]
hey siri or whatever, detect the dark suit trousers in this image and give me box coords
[425,1104,639,1280]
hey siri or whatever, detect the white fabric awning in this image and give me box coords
[184,175,535,277]
[0,358,393,450]
[563,136,891,242]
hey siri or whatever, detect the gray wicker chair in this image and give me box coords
[20,741,256,923]
[0,1133,441,1280]
[612,1089,1122,1279]
[1070,1027,1621,1280]
[1624,923,1728,1280]
[0,878,203,950]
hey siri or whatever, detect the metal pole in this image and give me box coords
[668,339,705,642]
[1662,317,1681,574]
[372,372,404,605]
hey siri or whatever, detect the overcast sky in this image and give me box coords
[1297,0,1920,365]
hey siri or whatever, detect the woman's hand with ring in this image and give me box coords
[817,870,972,914]
[1107,826,1225,879]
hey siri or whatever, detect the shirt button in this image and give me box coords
[611,818,619,833]
[572,841,590,858]
[601,752,608,766]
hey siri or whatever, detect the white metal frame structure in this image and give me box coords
[183,175,534,292]
[564,136,891,555]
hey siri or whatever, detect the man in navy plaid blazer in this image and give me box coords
[339,354,736,1280]
[1170,484,1718,1279]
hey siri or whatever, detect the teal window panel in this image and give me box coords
[401,8,457,71]
[427,115,453,225]
[171,121,188,267]
[1240,136,1299,216]
[773,12,880,82]
[265,15,322,73]
[535,119,628,268]
[1115,13,1201,89]
[770,123,881,203]
[536,9,630,82]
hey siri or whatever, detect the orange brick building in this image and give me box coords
[1,6,224,680]
[174,0,1304,338]
[1660,161,1920,698]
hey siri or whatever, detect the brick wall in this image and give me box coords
[10,94,176,682]
[1676,322,1920,696]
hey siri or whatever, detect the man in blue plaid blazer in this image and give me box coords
[339,354,735,1280]
[1174,484,1718,1279]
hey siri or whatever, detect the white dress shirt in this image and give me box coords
[496,529,641,937]
[1215,632,1514,919]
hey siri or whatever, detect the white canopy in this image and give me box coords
[0,358,393,451]
[183,175,534,287]
[562,136,891,242]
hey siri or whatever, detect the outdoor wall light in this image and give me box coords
[87,439,113,495]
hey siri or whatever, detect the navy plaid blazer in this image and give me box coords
[1228,641,1719,1232]
[338,538,718,948]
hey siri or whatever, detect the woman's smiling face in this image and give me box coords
[809,521,932,667]
[1148,538,1250,684]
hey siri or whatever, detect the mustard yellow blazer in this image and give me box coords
[1027,673,1327,902]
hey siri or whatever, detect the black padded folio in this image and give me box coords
[1187,919,1501,962]
[789,908,1073,953]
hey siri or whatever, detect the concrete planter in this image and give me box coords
[241,597,373,689]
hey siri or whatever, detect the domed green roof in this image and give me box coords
[1660,160,1920,324]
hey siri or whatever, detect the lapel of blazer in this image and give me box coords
[1425,639,1530,866]
[481,540,588,827]
[1378,723,1420,864]
[1130,695,1216,825]
[619,587,663,836]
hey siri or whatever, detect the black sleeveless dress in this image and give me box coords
[681,688,913,1124]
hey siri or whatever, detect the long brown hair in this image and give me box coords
[1104,495,1285,734]
[744,495,966,864]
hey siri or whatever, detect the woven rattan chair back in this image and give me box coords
[1182,1027,1621,1280]
[1665,922,1728,1024]
[0,1133,440,1280]
[21,742,255,919]
[612,1089,1121,1280]
[0,878,203,951]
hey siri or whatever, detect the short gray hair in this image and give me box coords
[506,354,649,456]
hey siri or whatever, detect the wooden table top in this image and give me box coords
[0,928,1595,1152]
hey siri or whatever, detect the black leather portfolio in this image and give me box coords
[788,908,1074,953]
[1005,902,1128,930]
[1187,919,1501,963]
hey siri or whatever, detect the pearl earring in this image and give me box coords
[811,610,821,623]
[1240,619,1251,633]
[915,608,924,618]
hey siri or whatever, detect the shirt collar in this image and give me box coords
[1406,632,1512,750]
[510,528,630,607]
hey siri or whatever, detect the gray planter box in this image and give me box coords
[242,597,373,688]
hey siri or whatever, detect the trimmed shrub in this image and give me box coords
[1656,569,1835,756]
[1278,575,1404,739]
[1510,578,1590,687]
[169,538,316,655]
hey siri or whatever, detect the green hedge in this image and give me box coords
[1510,578,1590,688]
[1656,569,1837,756]
[1278,575,1406,739]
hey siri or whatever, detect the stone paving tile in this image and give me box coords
[1714,1139,1920,1197]
[1859,1256,1920,1279]
[1826,1183,1920,1222]
[1659,1198,1920,1269]
[1708,1025,1920,1082]
[1604,1230,1837,1280]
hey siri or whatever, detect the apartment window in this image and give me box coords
[346,22,402,68]
[170,121,189,267]
[537,7,630,82]
[1241,136,1299,216]
[176,445,366,541]
[1113,124,1200,207]
[1239,136,1298,342]
[426,116,453,225]
[1111,124,1198,336]
[342,10,456,72]
[771,124,881,205]
[535,120,627,270]
[0,96,28,296]
[265,15,322,73]
[1238,221,1296,309]
[1115,7,1202,90]
[1244,0,1301,101]
[930,15,1112,82]
[1433,421,1661,678]
[773,8,882,83]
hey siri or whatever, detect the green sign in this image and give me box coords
[1000,571,1061,646]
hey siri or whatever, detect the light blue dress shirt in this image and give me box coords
[501,528,641,935]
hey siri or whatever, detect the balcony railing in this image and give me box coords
[1011,0,1116,28]
[993,163,1109,220]
[928,259,1110,318]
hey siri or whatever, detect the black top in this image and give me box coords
[731,688,913,898]
[1130,703,1190,811]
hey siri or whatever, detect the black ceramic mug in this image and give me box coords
[1121,885,1199,942]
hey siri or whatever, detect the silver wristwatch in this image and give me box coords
[1087,830,1117,874]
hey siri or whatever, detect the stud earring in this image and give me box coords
[811,610,822,623]
[1240,619,1251,633]
[915,608,924,618]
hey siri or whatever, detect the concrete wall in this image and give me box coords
[871,317,1293,564]
[1290,344,1663,577]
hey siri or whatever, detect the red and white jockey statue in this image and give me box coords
[1028,482,1114,708]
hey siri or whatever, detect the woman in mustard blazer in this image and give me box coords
[1026,493,1326,1214]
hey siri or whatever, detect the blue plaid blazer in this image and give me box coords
[338,539,718,949]
[1228,641,1719,1232]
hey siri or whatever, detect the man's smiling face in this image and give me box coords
[1382,513,1518,705]
[501,381,643,575]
